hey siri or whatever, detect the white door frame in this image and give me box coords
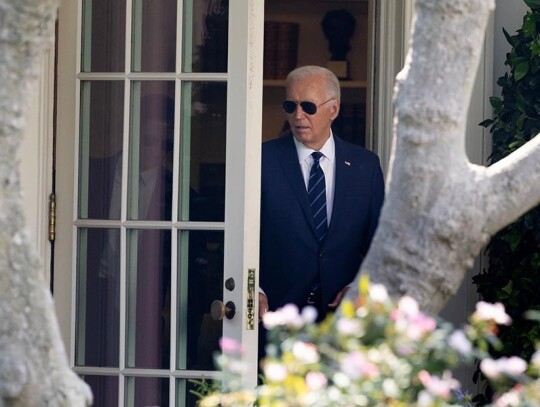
[53,0,265,396]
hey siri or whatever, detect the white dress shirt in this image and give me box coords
[293,133,336,224]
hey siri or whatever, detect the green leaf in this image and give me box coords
[489,96,503,111]
[523,13,537,37]
[524,310,540,321]
[501,280,514,296]
[514,60,530,81]
[508,139,525,150]
[501,229,522,250]
[503,28,517,47]
[479,119,494,128]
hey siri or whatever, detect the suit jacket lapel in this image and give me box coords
[327,137,350,238]
[277,135,318,235]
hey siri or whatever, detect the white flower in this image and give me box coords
[473,302,512,325]
[301,306,318,324]
[263,362,287,381]
[417,390,434,407]
[382,378,400,398]
[480,357,527,379]
[369,284,389,303]
[262,303,304,329]
[336,317,362,336]
[397,296,419,316]
[333,372,351,388]
[292,341,320,364]
[493,389,522,407]
[448,330,472,355]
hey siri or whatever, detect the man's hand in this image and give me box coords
[259,292,269,321]
[328,286,350,309]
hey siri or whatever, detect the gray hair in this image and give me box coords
[285,65,341,100]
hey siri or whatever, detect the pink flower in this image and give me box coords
[406,313,437,340]
[340,351,380,379]
[219,337,243,354]
[306,372,327,391]
[418,370,459,399]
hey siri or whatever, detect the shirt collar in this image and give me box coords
[293,132,336,164]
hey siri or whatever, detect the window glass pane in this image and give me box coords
[177,379,217,407]
[81,0,126,72]
[79,81,124,220]
[180,82,226,222]
[126,229,172,369]
[82,375,119,407]
[177,230,223,371]
[129,82,175,221]
[125,376,169,407]
[182,0,228,73]
[131,0,177,72]
[76,228,120,368]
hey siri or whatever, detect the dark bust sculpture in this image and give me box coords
[321,9,356,61]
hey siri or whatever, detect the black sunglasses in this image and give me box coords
[282,98,334,115]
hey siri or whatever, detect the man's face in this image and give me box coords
[285,75,339,150]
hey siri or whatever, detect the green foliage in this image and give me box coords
[473,1,540,402]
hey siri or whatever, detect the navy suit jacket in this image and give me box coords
[260,133,384,315]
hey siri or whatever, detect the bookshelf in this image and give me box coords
[262,0,371,145]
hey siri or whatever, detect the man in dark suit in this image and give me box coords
[259,65,384,324]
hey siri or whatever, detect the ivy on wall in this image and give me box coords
[473,0,540,403]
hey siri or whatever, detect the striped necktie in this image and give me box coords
[308,151,328,242]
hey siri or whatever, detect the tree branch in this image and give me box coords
[482,135,540,234]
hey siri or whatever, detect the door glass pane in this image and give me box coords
[180,82,226,222]
[177,230,223,371]
[79,81,124,220]
[182,0,229,73]
[131,0,177,72]
[126,229,172,369]
[129,81,175,221]
[82,375,119,407]
[81,0,126,72]
[75,228,120,367]
[125,377,169,407]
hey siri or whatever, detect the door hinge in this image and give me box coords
[246,268,255,330]
[48,193,56,242]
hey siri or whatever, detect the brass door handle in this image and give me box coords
[210,300,236,321]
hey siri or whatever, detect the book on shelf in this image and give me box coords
[263,21,299,80]
[332,102,366,147]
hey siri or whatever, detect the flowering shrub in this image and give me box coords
[198,277,540,406]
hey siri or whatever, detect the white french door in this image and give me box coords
[55,0,263,406]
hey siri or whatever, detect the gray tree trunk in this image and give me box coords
[0,0,92,405]
[347,0,540,314]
